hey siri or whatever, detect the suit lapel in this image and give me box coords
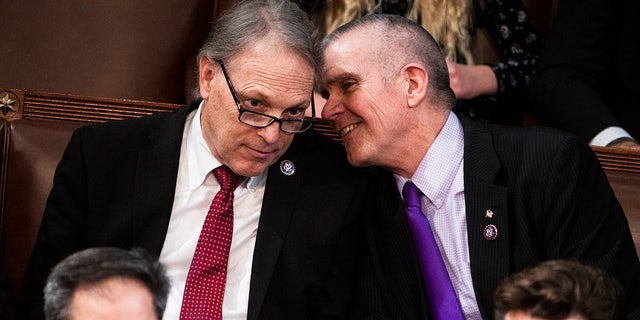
[459,116,510,318]
[368,169,430,319]
[247,147,302,320]
[132,105,193,257]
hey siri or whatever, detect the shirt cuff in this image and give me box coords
[589,126,633,146]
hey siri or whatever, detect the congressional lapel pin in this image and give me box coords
[485,209,494,219]
[280,160,295,176]
[483,224,498,241]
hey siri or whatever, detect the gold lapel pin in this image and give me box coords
[485,209,494,219]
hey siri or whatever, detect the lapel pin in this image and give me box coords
[485,209,494,219]
[483,224,498,241]
[280,160,295,176]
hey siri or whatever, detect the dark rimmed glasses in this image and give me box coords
[217,60,316,134]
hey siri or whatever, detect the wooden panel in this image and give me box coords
[313,119,341,143]
[592,146,640,173]
[592,146,640,258]
[0,88,182,123]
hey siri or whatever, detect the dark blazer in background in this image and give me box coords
[353,115,640,319]
[17,101,369,320]
[529,0,640,142]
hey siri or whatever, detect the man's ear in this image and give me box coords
[198,57,216,100]
[403,64,428,108]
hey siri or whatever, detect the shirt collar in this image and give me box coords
[185,102,220,190]
[184,102,267,192]
[395,112,464,203]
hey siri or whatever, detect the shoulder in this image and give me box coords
[494,124,582,149]
[461,115,596,170]
[462,114,585,150]
[72,105,191,143]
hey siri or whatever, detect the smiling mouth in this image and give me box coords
[340,123,361,138]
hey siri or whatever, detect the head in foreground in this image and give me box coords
[44,247,170,320]
[494,260,625,320]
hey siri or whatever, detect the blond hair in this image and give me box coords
[324,0,475,64]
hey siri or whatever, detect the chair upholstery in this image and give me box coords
[0,88,182,317]
[0,119,85,300]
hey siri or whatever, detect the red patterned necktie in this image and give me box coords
[180,165,244,319]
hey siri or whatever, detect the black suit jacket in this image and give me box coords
[18,102,369,319]
[353,115,640,319]
[529,0,640,142]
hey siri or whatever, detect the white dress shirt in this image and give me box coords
[395,112,482,320]
[160,103,267,319]
[590,126,634,146]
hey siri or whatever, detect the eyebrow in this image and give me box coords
[324,71,359,87]
[236,89,311,111]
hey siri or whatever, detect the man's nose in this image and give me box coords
[257,121,282,144]
[321,95,343,120]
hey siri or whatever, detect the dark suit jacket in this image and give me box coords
[529,0,640,142]
[353,115,640,319]
[18,102,369,319]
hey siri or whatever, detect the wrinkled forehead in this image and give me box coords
[232,39,315,85]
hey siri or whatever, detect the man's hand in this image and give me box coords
[446,61,498,100]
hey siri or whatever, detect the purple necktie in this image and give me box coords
[403,181,465,320]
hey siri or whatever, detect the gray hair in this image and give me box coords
[321,14,456,108]
[43,247,170,320]
[195,0,318,98]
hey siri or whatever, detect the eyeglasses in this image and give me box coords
[217,60,315,134]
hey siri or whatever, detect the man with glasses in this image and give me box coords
[18,0,369,319]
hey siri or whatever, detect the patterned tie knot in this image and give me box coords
[213,165,244,192]
[402,181,422,209]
